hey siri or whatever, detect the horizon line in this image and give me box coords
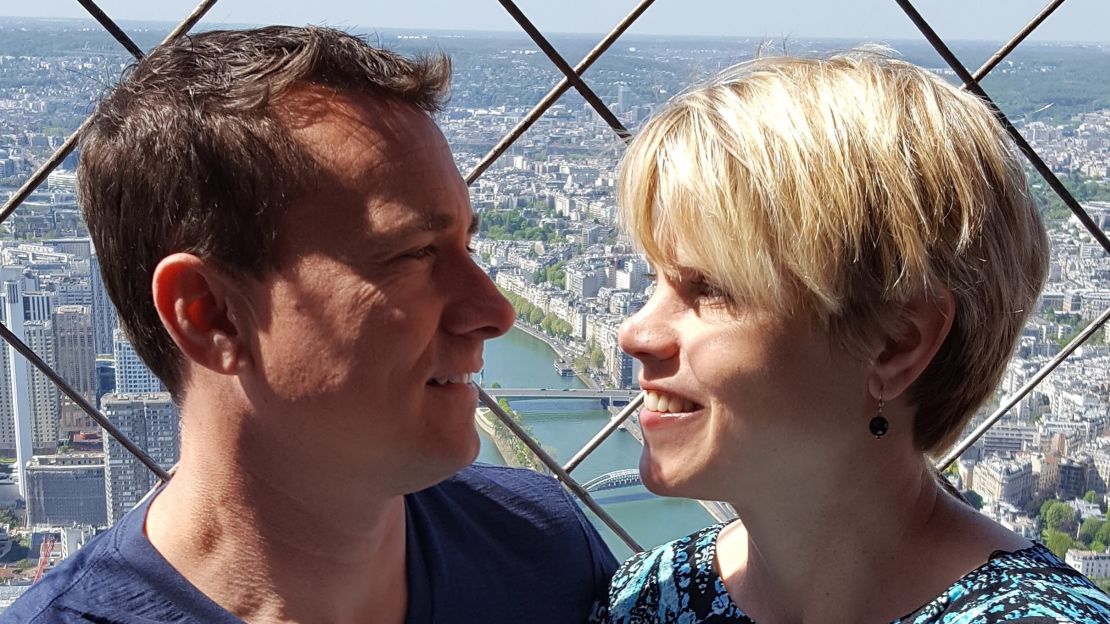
[1,14,1108,46]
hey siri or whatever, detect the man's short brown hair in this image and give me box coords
[79,25,450,397]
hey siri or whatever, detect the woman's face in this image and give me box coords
[617,256,874,504]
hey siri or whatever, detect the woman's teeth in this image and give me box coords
[644,390,697,414]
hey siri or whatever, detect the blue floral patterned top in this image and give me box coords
[605,522,1110,623]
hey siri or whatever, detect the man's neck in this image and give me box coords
[145,442,409,624]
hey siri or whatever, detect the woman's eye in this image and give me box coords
[687,273,730,303]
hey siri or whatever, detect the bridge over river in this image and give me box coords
[485,388,639,406]
[583,468,642,492]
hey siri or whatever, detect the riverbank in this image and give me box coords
[474,408,513,464]
[474,407,550,474]
[511,322,598,390]
[482,328,717,556]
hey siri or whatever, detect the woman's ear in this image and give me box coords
[152,253,253,376]
[869,287,955,401]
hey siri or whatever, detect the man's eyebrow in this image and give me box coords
[386,211,479,240]
[415,212,479,233]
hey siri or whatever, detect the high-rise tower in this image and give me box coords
[89,255,118,356]
[113,330,164,395]
[4,280,35,500]
[101,393,178,524]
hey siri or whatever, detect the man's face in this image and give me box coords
[236,91,514,495]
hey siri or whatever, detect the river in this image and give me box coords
[475,327,714,559]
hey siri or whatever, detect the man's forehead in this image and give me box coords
[279,86,444,183]
[276,84,472,237]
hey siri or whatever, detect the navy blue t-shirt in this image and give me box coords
[2,464,618,623]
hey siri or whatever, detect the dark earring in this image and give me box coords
[869,392,888,439]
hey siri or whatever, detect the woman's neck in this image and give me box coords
[715,456,1028,624]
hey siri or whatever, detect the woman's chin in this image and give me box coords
[639,450,697,498]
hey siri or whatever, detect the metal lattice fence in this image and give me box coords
[0,0,1108,554]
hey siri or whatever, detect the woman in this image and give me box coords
[607,52,1110,623]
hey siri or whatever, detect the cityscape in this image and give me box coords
[0,15,1109,606]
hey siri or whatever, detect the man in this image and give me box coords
[4,26,616,623]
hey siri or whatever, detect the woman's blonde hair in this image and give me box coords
[619,51,1048,455]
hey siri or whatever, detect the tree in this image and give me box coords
[1094,521,1110,547]
[1084,490,1104,511]
[1023,495,1046,518]
[490,381,501,389]
[591,349,605,369]
[527,307,544,326]
[1043,529,1077,559]
[1044,501,1079,535]
[546,261,566,289]
[553,319,572,340]
[1079,517,1105,545]
[963,490,984,511]
[1039,498,1057,519]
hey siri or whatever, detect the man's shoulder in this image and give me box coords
[407,464,618,624]
[415,463,590,535]
[0,526,126,623]
[440,462,571,503]
[0,501,236,624]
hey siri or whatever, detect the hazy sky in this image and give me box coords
[1,1,1108,43]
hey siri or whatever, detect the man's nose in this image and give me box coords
[445,261,515,340]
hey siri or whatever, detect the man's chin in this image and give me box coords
[400,430,482,493]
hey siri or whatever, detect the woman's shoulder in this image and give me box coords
[605,522,751,624]
[903,543,1110,623]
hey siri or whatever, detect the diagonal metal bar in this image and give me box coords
[0,321,171,482]
[0,0,220,227]
[564,391,643,473]
[476,385,643,551]
[77,0,145,59]
[938,304,1110,470]
[497,0,630,140]
[466,0,653,185]
[968,0,1066,85]
[894,0,1110,255]
[161,0,220,43]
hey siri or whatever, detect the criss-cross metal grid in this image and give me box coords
[0,0,1107,554]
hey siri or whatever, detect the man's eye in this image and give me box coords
[404,246,436,260]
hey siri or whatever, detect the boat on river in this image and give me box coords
[553,359,575,376]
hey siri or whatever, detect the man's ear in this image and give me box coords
[869,287,956,402]
[152,253,253,376]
